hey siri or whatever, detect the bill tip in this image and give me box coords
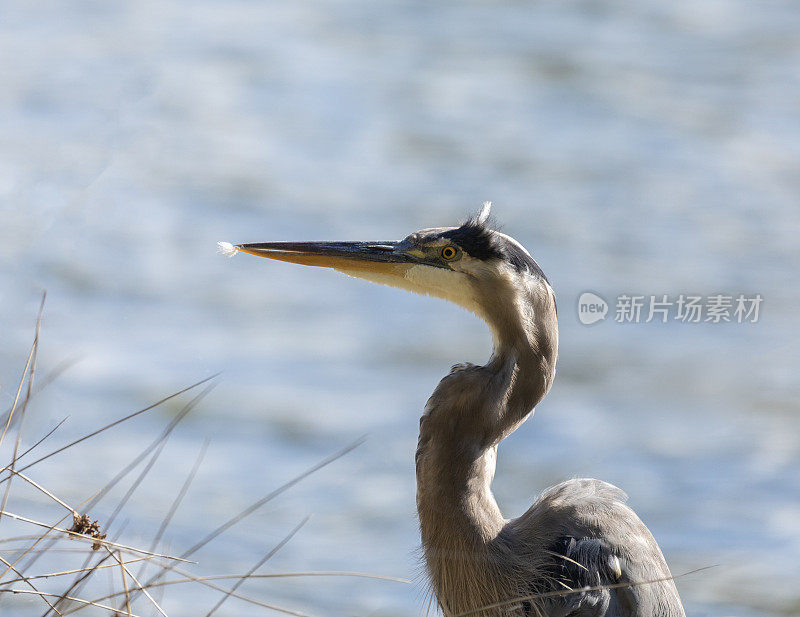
[217,241,237,257]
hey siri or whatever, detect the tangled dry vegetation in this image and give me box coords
[0,296,407,616]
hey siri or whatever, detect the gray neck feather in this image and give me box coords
[415,273,558,614]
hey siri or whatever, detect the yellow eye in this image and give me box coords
[441,245,458,260]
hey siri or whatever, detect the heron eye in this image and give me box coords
[441,246,458,260]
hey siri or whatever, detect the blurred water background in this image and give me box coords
[1,1,799,615]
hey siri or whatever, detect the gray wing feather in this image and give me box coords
[541,536,634,617]
[507,479,684,617]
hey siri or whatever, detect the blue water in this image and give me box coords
[1,1,799,615]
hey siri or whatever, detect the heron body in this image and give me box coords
[224,203,685,616]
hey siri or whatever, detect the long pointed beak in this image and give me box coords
[227,240,417,274]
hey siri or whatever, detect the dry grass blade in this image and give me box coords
[125,438,364,611]
[204,516,310,617]
[7,469,77,514]
[0,587,144,617]
[10,384,211,610]
[78,566,317,617]
[0,468,99,605]
[5,382,208,616]
[2,313,386,617]
[119,554,132,616]
[117,550,132,617]
[0,357,79,421]
[1,488,105,584]
[84,385,214,519]
[58,388,211,611]
[214,571,411,583]
[0,293,44,451]
[0,292,46,521]
[106,438,169,528]
[4,417,69,471]
[92,384,214,526]
[0,556,150,586]
[13,480,127,589]
[0,373,219,487]
[105,548,168,617]
[0,511,190,563]
[77,562,409,617]
[184,571,411,584]
[0,553,62,615]
[182,437,364,559]
[41,550,116,617]
[0,491,102,582]
[135,440,207,584]
[0,535,75,546]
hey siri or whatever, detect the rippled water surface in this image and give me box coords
[1,2,799,615]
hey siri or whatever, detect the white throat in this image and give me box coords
[335,264,484,317]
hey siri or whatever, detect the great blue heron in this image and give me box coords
[220,203,685,616]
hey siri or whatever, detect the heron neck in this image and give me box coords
[484,277,559,440]
[415,278,558,612]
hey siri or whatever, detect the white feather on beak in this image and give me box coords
[217,241,238,257]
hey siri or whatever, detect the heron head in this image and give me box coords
[221,202,550,322]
